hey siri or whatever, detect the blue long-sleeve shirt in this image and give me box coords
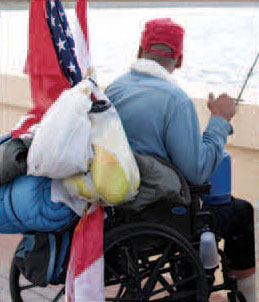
[105,63,232,185]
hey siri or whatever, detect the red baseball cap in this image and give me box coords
[141,18,184,58]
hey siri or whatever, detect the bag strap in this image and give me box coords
[51,231,70,283]
[0,133,11,145]
[46,233,57,284]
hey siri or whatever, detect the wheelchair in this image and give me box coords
[8,170,247,302]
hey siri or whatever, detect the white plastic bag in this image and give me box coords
[27,80,94,178]
[63,87,140,206]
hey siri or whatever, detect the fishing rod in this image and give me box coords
[236,52,259,104]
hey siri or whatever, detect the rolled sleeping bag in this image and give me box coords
[0,175,75,234]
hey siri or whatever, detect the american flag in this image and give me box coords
[66,205,105,302]
[46,0,82,87]
[12,1,105,301]
[12,0,92,137]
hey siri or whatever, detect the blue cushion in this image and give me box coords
[202,152,231,205]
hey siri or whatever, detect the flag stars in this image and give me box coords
[66,28,73,39]
[68,62,76,73]
[59,12,65,21]
[68,77,74,86]
[57,38,66,52]
[51,15,56,27]
[50,0,56,9]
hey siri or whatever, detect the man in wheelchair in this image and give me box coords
[105,18,255,302]
[6,18,255,302]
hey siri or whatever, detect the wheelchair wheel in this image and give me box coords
[9,258,65,302]
[104,222,209,302]
[9,222,209,302]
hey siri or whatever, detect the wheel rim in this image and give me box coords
[9,259,65,302]
[9,223,209,302]
[104,223,209,302]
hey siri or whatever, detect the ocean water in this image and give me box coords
[0,3,258,102]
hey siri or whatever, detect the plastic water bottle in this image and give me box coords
[199,231,220,269]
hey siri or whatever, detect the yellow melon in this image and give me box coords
[91,145,130,204]
[64,174,97,200]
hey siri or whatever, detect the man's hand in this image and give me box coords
[207,93,236,121]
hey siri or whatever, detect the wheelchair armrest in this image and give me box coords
[188,182,211,195]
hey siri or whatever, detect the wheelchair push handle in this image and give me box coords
[188,182,211,195]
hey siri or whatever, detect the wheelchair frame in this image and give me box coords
[9,184,247,302]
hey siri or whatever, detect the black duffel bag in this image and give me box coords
[0,134,32,184]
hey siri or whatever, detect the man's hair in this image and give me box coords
[142,44,178,69]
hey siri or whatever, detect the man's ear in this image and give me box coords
[175,54,183,69]
[137,46,143,58]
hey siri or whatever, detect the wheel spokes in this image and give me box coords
[20,283,38,291]
[18,279,65,302]
[105,228,207,302]
[106,240,193,301]
[142,242,173,295]
[52,287,65,302]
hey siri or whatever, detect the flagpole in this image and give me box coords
[236,52,259,104]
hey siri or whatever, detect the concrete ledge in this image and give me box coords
[2,74,259,148]
[0,74,32,109]
[192,99,259,150]
[192,98,259,201]
[0,103,28,136]
[1,74,259,202]
[1,1,259,11]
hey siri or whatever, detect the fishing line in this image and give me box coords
[236,52,259,104]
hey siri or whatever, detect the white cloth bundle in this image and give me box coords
[27,80,93,179]
[63,83,140,206]
[28,79,140,207]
